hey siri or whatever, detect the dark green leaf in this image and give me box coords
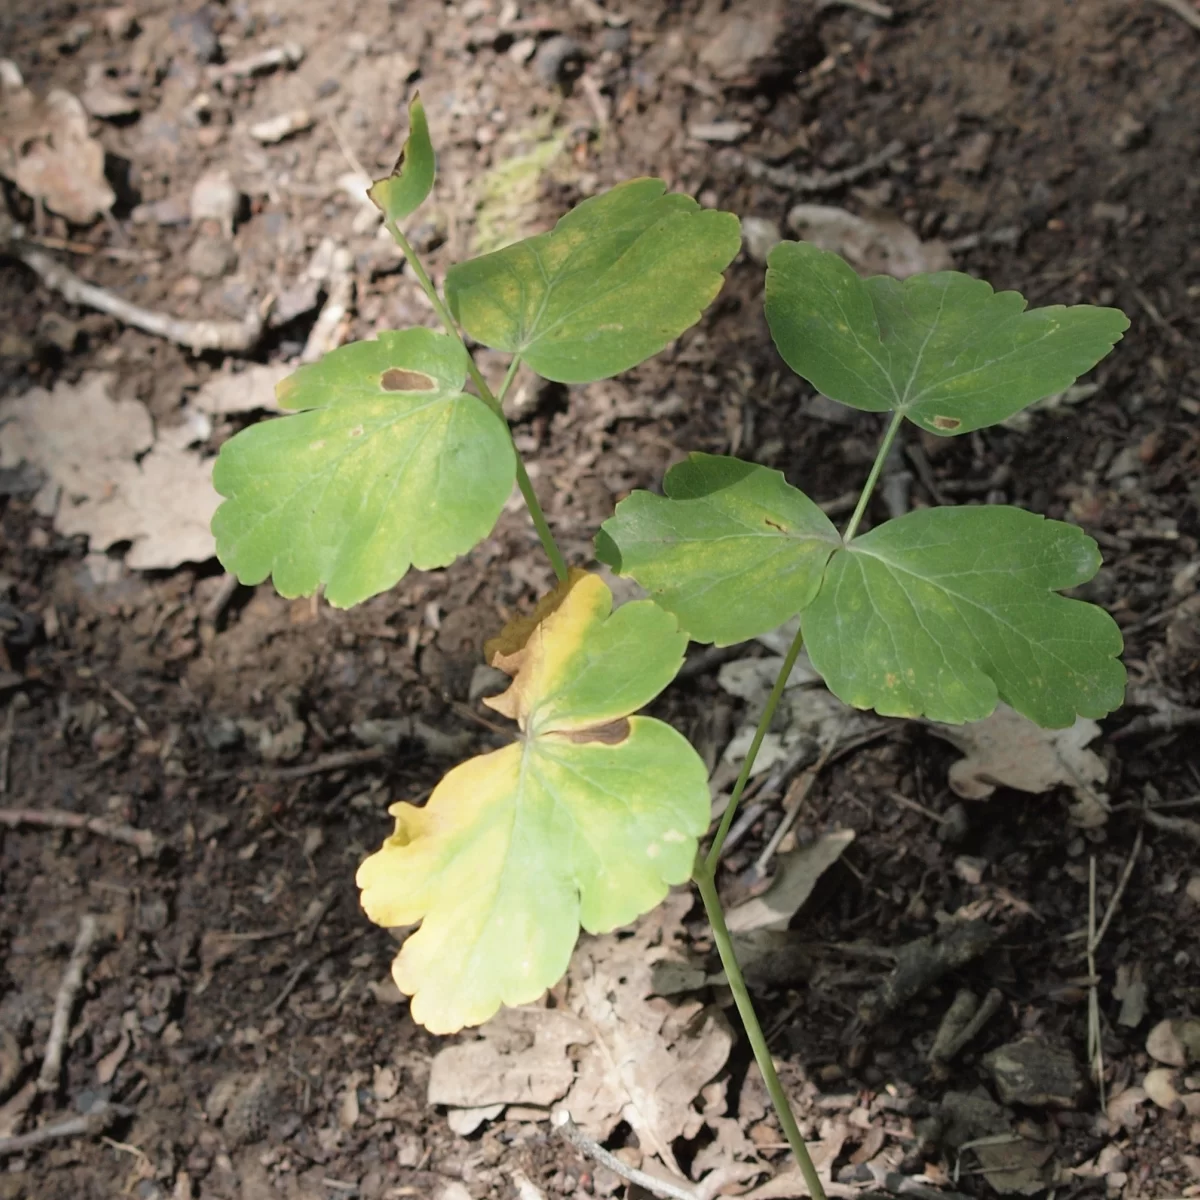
[765,241,1129,436]
[598,454,841,646]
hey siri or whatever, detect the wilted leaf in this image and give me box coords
[927,704,1109,808]
[598,453,840,646]
[0,373,219,568]
[0,66,114,224]
[368,93,434,224]
[801,506,1125,726]
[211,329,515,608]
[765,241,1128,436]
[445,178,741,383]
[357,573,709,1033]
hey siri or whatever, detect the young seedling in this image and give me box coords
[210,97,1128,1198]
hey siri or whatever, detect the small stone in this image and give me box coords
[982,1036,1086,1108]
[937,802,970,844]
[189,170,240,233]
[103,6,139,39]
[1147,1017,1200,1067]
[533,35,584,86]
[249,109,314,143]
[689,120,751,143]
[1143,1067,1180,1110]
[186,236,238,280]
[741,216,782,264]
[1111,112,1148,151]
[1187,876,1200,904]
[952,131,994,174]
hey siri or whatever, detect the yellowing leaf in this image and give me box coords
[356,573,709,1033]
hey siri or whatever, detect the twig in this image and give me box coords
[1141,806,1200,845]
[1093,825,1143,949]
[201,573,241,627]
[1086,858,1104,1107]
[301,260,354,363]
[209,42,305,81]
[1151,0,1200,34]
[818,0,894,18]
[37,915,100,1093]
[552,1110,699,1200]
[259,747,388,781]
[930,988,1004,1065]
[0,1100,129,1159]
[725,138,905,195]
[262,956,313,1015]
[0,706,13,795]
[0,807,159,857]
[9,243,265,354]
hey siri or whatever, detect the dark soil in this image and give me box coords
[2,2,1199,1199]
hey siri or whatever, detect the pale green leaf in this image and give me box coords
[444,178,741,383]
[765,241,1129,435]
[212,329,514,608]
[368,93,435,224]
[597,453,841,646]
[356,573,709,1033]
[801,506,1125,726]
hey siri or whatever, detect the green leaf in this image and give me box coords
[765,241,1129,436]
[800,506,1125,726]
[598,453,841,646]
[356,573,709,1033]
[212,329,514,608]
[368,93,435,224]
[444,178,741,383]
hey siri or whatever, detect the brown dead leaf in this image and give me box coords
[927,704,1109,822]
[0,62,114,224]
[725,830,855,934]
[425,892,733,1176]
[0,374,220,569]
[786,204,952,279]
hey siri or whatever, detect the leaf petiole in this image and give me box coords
[841,409,904,543]
[694,856,827,1200]
[705,622,806,870]
[384,218,569,582]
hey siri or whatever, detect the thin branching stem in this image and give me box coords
[383,219,569,582]
[705,623,806,870]
[842,410,905,542]
[694,857,827,1200]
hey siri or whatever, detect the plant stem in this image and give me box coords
[693,857,827,1200]
[384,219,569,583]
[705,623,806,870]
[841,410,905,543]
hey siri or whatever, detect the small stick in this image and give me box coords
[552,1110,699,1200]
[1092,825,1143,949]
[819,0,894,19]
[1141,806,1200,845]
[259,747,388,782]
[1152,0,1200,32]
[0,706,13,794]
[10,244,264,354]
[262,956,313,1015]
[0,1100,128,1159]
[727,138,905,195]
[37,915,100,1093]
[1086,857,1105,1107]
[0,807,159,857]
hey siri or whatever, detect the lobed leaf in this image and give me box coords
[356,573,710,1034]
[212,329,514,608]
[368,93,435,224]
[765,241,1129,436]
[444,178,741,383]
[597,453,841,646]
[800,505,1126,726]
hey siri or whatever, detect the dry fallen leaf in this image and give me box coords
[786,203,952,279]
[425,892,733,1176]
[192,363,292,415]
[725,830,855,934]
[1,373,220,569]
[926,704,1109,822]
[0,61,115,224]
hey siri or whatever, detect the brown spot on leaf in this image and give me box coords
[381,368,436,392]
[931,414,962,431]
[557,718,631,746]
[764,518,786,532]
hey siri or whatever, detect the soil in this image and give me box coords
[1,2,1199,1199]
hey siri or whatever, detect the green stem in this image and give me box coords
[841,410,905,543]
[694,857,827,1200]
[705,623,806,871]
[385,219,569,583]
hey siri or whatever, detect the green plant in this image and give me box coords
[211,97,1129,1197]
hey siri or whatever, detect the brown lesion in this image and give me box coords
[381,368,436,392]
[556,718,631,745]
[931,414,962,431]
[764,518,787,532]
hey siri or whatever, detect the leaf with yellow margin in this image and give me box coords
[356,573,710,1034]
